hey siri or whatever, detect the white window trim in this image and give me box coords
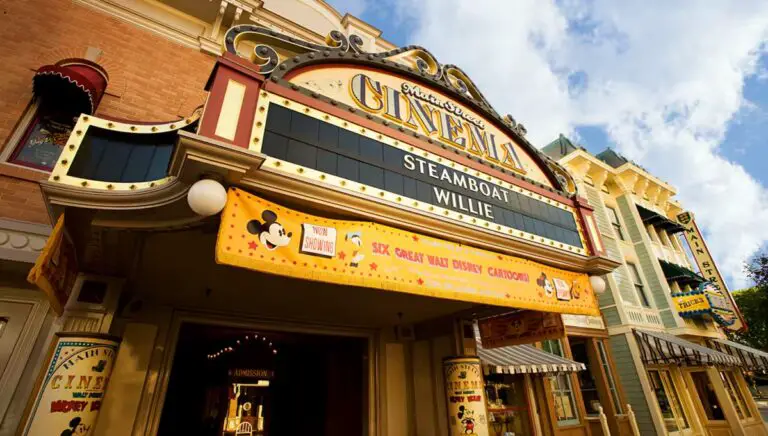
[0,99,53,175]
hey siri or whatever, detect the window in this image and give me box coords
[627,263,651,307]
[690,371,725,420]
[720,371,752,420]
[597,341,623,414]
[606,207,625,241]
[570,339,600,417]
[7,101,77,171]
[648,370,690,433]
[542,339,580,426]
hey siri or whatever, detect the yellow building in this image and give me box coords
[544,136,768,436]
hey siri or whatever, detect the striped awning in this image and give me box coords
[708,338,768,373]
[477,342,586,375]
[634,329,740,367]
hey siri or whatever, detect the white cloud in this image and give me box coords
[388,0,768,288]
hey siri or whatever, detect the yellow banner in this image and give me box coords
[27,214,78,315]
[216,189,599,315]
[676,212,744,330]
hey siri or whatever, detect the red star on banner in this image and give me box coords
[412,235,419,242]
[369,262,378,271]
[338,251,346,260]
[248,241,258,250]
[505,293,511,298]
[497,255,503,260]
[417,278,424,285]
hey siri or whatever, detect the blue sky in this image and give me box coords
[327,0,768,289]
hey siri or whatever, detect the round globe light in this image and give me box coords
[187,179,227,216]
[589,275,607,294]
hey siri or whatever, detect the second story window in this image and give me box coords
[627,262,651,307]
[8,103,77,171]
[607,206,625,241]
[2,59,108,172]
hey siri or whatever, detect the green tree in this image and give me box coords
[731,287,768,351]
[730,252,768,350]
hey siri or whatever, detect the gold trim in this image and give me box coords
[49,111,201,192]
[249,91,587,255]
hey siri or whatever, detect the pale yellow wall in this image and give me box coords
[95,323,158,436]
[385,343,409,436]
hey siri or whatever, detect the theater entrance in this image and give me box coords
[157,323,369,436]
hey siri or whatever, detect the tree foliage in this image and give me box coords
[730,252,768,351]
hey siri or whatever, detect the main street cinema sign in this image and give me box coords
[250,92,585,253]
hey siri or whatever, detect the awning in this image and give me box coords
[633,329,740,366]
[659,259,705,288]
[477,342,586,375]
[708,338,768,373]
[33,59,109,115]
[637,205,685,234]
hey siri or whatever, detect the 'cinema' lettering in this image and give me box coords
[351,73,525,173]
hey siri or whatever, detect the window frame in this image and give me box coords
[542,339,581,427]
[647,369,691,434]
[719,371,753,420]
[606,206,626,241]
[627,262,651,308]
[1,98,76,173]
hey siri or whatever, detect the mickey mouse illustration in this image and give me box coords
[537,273,554,297]
[247,210,292,250]
[457,406,476,434]
[61,417,82,436]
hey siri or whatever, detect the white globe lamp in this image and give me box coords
[589,275,607,295]
[187,179,227,216]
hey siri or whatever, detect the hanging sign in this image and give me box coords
[216,188,599,315]
[27,214,78,315]
[672,281,737,327]
[676,212,744,331]
[443,357,490,436]
[478,311,564,349]
[20,333,119,435]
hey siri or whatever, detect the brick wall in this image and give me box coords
[0,0,216,225]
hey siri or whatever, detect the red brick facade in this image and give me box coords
[0,0,215,224]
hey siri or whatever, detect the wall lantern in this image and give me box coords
[187,179,227,216]
[589,275,607,294]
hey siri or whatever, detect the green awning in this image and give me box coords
[637,205,685,234]
[659,259,705,288]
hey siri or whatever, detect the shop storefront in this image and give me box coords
[16,25,625,435]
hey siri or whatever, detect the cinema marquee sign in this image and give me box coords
[290,66,554,187]
[349,74,526,174]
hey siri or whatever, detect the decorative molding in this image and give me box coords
[0,219,51,264]
[74,0,205,50]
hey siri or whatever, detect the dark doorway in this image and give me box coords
[157,323,368,436]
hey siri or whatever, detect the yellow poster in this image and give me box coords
[20,334,119,435]
[216,188,599,315]
[27,214,78,315]
[444,357,490,436]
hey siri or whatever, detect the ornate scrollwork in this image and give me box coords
[221,25,571,195]
[222,25,497,111]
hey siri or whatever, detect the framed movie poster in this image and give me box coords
[18,333,120,435]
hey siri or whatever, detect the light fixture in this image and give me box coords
[187,178,227,216]
[589,275,607,294]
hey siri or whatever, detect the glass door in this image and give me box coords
[647,369,692,435]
